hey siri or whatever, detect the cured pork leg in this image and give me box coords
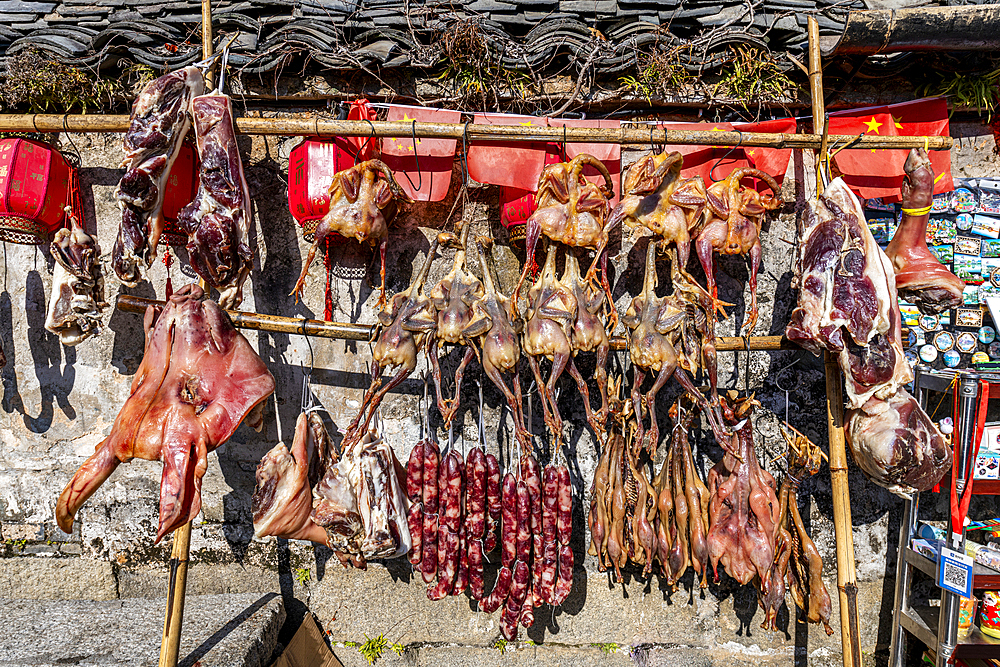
[885,148,964,313]
[178,91,253,309]
[56,284,275,541]
[114,66,205,285]
[45,208,106,346]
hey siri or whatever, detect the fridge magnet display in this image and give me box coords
[974,350,991,364]
[955,254,984,282]
[933,192,951,213]
[966,285,982,305]
[943,349,962,367]
[981,283,1000,302]
[980,326,996,344]
[957,331,979,353]
[919,313,940,331]
[984,239,1000,258]
[865,196,895,212]
[952,187,978,213]
[867,218,894,243]
[990,341,1000,359]
[979,180,1000,214]
[904,328,917,348]
[956,308,985,328]
[934,330,956,351]
[930,245,954,264]
[928,218,958,245]
[899,304,921,327]
[956,237,984,255]
[920,344,939,363]
[957,213,975,231]
[973,214,1000,239]
[905,350,919,367]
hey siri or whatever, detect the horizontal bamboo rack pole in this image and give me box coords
[2,114,953,150]
[116,295,796,351]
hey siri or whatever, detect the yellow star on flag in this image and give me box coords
[892,115,903,129]
[863,116,883,134]
[519,121,534,126]
[402,115,422,145]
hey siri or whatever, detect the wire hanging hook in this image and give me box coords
[399,118,423,193]
[709,129,744,183]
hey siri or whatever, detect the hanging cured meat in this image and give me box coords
[253,411,411,567]
[114,66,205,286]
[177,82,253,309]
[291,160,412,306]
[706,394,780,589]
[45,208,106,346]
[885,148,964,314]
[695,168,782,335]
[786,177,950,494]
[56,284,275,542]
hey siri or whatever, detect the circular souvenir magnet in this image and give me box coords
[905,350,919,367]
[953,187,977,213]
[920,344,939,363]
[957,332,978,353]
[904,328,917,348]
[957,213,975,231]
[973,351,991,364]
[943,349,962,367]
[991,341,1000,358]
[934,331,955,351]
[920,313,940,331]
[981,326,996,344]
[991,267,1000,288]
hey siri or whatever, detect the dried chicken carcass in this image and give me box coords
[291,160,413,306]
[706,393,780,592]
[113,66,205,285]
[253,412,411,569]
[45,207,107,346]
[695,168,782,335]
[463,236,530,449]
[885,148,964,313]
[763,425,833,634]
[522,243,577,446]
[177,74,253,309]
[608,151,708,269]
[57,284,275,541]
[512,154,615,318]
[623,240,730,456]
[343,236,441,449]
[428,226,484,428]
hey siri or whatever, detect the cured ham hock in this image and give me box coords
[56,284,275,541]
[786,178,950,495]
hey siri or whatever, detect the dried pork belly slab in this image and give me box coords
[56,284,274,542]
[45,211,106,346]
[178,91,253,309]
[346,432,412,559]
[114,66,204,286]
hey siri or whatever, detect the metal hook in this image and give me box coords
[477,380,486,449]
[709,129,744,183]
[562,125,568,162]
[356,118,378,166]
[215,33,236,95]
[774,359,800,426]
[461,120,471,187]
[400,119,423,193]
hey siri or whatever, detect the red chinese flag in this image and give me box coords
[660,119,795,184]
[735,117,797,179]
[381,105,460,202]
[500,151,563,232]
[467,113,548,191]
[547,117,621,205]
[827,98,952,200]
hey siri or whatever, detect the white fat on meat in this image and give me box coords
[45,211,106,346]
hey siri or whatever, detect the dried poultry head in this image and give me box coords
[429,226,484,428]
[45,207,107,346]
[344,235,441,448]
[292,159,413,305]
[696,168,782,336]
[56,284,275,542]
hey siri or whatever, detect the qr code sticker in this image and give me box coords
[944,561,969,592]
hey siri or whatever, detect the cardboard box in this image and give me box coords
[271,614,342,667]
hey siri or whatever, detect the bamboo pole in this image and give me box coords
[115,294,796,351]
[811,17,861,667]
[157,520,191,667]
[0,114,952,150]
[202,0,214,89]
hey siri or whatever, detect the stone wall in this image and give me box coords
[0,120,997,666]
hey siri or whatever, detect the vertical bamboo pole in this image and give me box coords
[157,524,191,667]
[202,0,214,89]
[810,17,860,667]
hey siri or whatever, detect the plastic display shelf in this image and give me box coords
[905,547,1000,590]
[900,605,1000,660]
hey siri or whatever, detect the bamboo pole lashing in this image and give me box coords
[810,16,861,667]
[0,113,953,151]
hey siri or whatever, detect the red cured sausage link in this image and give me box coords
[556,464,573,546]
[520,454,543,535]
[427,528,460,600]
[465,448,487,541]
[469,538,485,601]
[534,465,557,603]
[439,451,465,535]
[515,480,532,561]
[500,473,517,568]
[407,502,423,566]
[480,565,512,613]
[500,560,531,640]
[406,442,424,503]
[422,441,441,514]
[542,466,559,542]
[551,543,574,605]
[485,453,502,520]
[519,589,536,629]
[539,537,559,604]
[483,514,498,553]
[453,524,469,596]
[420,511,438,584]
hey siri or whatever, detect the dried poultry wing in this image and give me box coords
[45,208,107,346]
[57,284,275,542]
[343,236,441,448]
[178,83,253,309]
[292,160,413,306]
[114,66,205,285]
[695,168,782,335]
[429,226,484,428]
[885,148,964,313]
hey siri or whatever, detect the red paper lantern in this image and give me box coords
[288,137,359,240]
[0,138,72,244]
[160,139,199,246]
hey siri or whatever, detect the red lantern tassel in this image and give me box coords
[323,235,334,322]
